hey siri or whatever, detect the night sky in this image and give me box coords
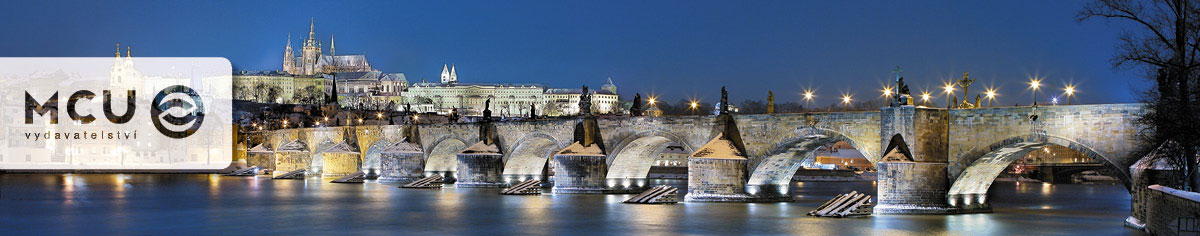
[0,0,1146,106]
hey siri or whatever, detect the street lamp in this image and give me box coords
[1029,78,1042,107]
[943,82,956,109]
[803,89,815,111]
[883,85,892,103]
[689,100,699,115]
[985,88,997,107]
[841,94,852,111]
[1064,85,1075,105]
[920,92,932,107]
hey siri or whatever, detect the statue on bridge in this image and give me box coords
[483,99,493,121]
[630,93,643,117]
[478,98,499,146]
[767,91,775,114]
[720,86,729,115]
[579,86,592,116]
[893,66,913,106]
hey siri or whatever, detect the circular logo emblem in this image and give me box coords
[151,85,205,139]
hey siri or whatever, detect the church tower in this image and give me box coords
[301,18,321,75]
[440,64,451,84]
[449,65,458,84]
[283,34,295,74]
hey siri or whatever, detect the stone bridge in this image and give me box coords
[240,103,1143,214]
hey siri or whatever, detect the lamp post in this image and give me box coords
[689,100,699,116]
[920,92,931,107]
[803,89,814,112]
[1064,85,1075,105]
[881,85,893,103]
[1029,78,1042,107]
[844,94,854,110]
[943,83,956,109]
[985,88,997,107]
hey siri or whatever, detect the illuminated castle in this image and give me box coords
[282,18,374,75]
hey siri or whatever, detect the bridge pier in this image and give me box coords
[378,142,425,183]
[455,150,506,188]
[684,104,759,202]
[685,150,754,202]
[552,147,609,193]
[874,106,957,214]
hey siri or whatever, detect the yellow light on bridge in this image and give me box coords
[985,88,998,107]
[943,83,956,94]
[1030,77,1043,106]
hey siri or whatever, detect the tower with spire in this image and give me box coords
[300,18,322,75]
[283,34,296,74]
[440,64,458,84]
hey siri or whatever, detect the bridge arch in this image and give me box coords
[947,133,1128,211]
[501,133,563,183]
[309,139,337,174]
[746,127,868,197]
[361,140,389,176]
[606,129,695,180]
[423,136,468,179]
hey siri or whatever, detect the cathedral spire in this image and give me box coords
[126,46,131,58]
[305,17,317,47]
[330,34,335,56]
[449,64,457,83]
[440,64,450,83]
[115,43,121,58]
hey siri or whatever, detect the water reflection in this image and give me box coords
[0,174,1140,235]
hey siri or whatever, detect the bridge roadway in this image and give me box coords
[241,103,1143,214]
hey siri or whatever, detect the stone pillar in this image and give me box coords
[321,153,361,178]
[552,152,608,193]
[684,131,754,202]
[379,152,425,183]
[875,106,955,214]
[875,161,954,214]
[455,152,506,188]
[246,153,275,174]
[685,156,750,202]
[274,152,310,176]
[1128,141,1187,229]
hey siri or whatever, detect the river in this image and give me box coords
[0,174,1142,235]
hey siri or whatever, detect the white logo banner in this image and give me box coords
[0,57,233,170]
